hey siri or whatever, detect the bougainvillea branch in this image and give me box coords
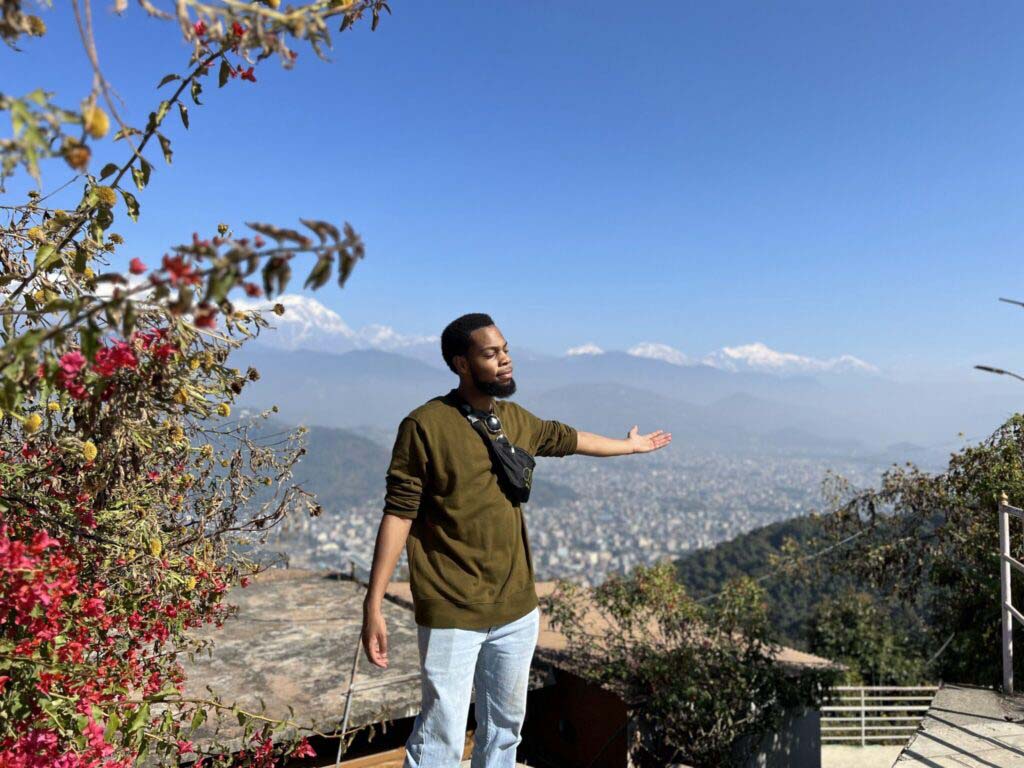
[0,0,385,765]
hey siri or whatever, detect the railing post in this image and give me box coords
[1001,490,1014,695]
[860,687,866,747]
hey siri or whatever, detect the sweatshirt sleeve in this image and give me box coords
[515,404,578,458]
[382,416,430,519]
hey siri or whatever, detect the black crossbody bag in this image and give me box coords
[453,397,536,504]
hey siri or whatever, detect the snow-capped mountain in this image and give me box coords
[565,343,605,356]
[701,342,878,376]
[233,294,442,365]
[627,342,690,366]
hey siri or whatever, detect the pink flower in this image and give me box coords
[194,19,206,36]
[291,738,316,758]
[129,257,147,275]
[81,597,105,617]
[93,340,138,377]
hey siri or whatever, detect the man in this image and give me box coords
[361,312,672,768]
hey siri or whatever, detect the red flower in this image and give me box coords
[193,303,218,329]
[232,21,246,37]
[243,282,262,298]
[291,738,316,758]
[253,235,266,248]
[193,19,206,36]
[161,254,201,287]
[81,597,106,618]
[129,257,147,275]
[147,470,161,482]
[58,350,86,377]
[93,340,138,377]
[239,66,256,83]
[57,350,89,400]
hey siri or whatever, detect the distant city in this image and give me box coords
[264,445,893,586]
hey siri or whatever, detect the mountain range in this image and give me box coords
[224,295,1022,460]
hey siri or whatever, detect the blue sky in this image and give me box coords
[5,1,1024,378]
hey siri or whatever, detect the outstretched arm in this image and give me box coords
[575,426,672,457]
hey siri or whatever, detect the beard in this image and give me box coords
[472,367,516,398]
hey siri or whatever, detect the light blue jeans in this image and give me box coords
[403,606,540,768]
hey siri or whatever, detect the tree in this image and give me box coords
[542,561,837,768]
[811,413,1024,687]
[0,1,387,765]
[808,590,926,686]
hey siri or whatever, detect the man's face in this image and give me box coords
[459,325,516,398]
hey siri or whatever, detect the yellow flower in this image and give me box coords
[149,538,163,558]
[261,476,272,486]
[82,440,98,462]
[220,459,229,468]
[217,403,230,417]
[83,104,110,140]
[173,388,188,405]
[93,186,117,208]
[189,358,200,370]
[46,401,61,413]
[26,226,46,242]
[127,547,137,559]
[24,413,42,433]
[185,576,197,590]
[170,426,185,443]
[200,443,214,458]
[32,289,45,304]
[25,15,46,35]
[83,267,95,280]
[203,351,215,369]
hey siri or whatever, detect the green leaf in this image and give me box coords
[191,79,203,105]
[99,162,118,180]
[105,712,121,742]
[157,133,173,164]
[155,99,171,126]
[122,299,136,337]
[126,702,150,735]
[131,164,146,191]
[120,189,140,222]
[157,73,180,88]
[219,59,231,88]
[190,707,206,731]
[33,244,57,270]
[178,102,189,129]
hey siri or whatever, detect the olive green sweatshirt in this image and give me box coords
[382,388,578,629]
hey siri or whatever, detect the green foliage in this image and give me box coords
[542,562,837,767]
[808,591,927,685]
[820,413,1024,687]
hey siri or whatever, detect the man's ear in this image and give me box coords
[454,356,466,376]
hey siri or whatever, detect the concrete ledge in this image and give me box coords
[893,683,1024,766]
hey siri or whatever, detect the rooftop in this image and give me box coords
[893,683,1024,767]
[180,568,836,756]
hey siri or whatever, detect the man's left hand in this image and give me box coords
[626,425,672,454]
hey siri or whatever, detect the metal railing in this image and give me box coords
[820,686,938,745]
[999,491,1024,694]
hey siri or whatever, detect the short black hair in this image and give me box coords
[441,313,494,374]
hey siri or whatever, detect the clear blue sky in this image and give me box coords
[5,1,1024,377]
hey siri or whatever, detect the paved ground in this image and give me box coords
[822,745,905,768]
[893,683,1024,767]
